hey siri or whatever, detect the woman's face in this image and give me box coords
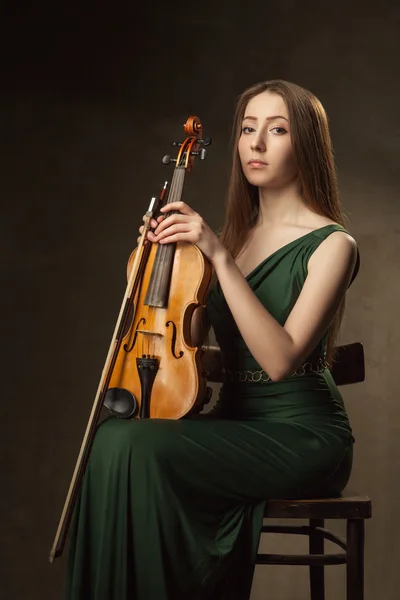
[238,91,297,189]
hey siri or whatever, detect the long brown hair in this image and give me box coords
[220,79,350,365]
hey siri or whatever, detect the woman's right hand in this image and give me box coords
[137,214,165,245]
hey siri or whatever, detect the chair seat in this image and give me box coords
[264,489,372,520]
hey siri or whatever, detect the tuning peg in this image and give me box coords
[162,155,177,165]
[191,148,208,160]
[199,137,212,146]
[171,141,182,147]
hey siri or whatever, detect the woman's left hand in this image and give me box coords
[148,201,226,264]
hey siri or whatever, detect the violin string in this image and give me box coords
[154,167,184,358]
[138,165,186,360]
[149,171,172,357]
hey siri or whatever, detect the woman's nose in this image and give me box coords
[250,132,266,152]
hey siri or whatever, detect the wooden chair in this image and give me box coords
[204,342,371,600]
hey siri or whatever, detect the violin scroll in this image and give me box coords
[163,116,212,173]
[184,115,202,136]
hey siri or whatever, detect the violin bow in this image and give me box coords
[49,183,168,562]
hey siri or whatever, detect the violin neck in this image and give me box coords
[166,165,185,208]
[145,167,186,308]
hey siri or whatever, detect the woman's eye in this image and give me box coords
[271,127,287,134]
[242,126,254,134]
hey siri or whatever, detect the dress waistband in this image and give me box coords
[224,357,330,384]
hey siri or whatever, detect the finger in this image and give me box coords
[154,223,192,240]
[142,215,158,228]
[160,201,195,216]
[154,214,188,235]
[159,232,188,244]
[139,224,153,236]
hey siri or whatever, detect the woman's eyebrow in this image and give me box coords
[242,115,289,122]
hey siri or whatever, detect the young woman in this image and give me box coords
[65,79,359,600]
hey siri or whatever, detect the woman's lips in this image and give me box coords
[248,160,268,168]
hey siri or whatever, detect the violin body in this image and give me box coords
[107,241,213,419]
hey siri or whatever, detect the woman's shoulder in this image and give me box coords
[306,214,345,232]
[307,214,356,251]
[307,220,359,287]
[287,210,347,237]
[308,216,356,245]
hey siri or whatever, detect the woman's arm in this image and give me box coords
[147,202,358,382]
[212,231,358,381]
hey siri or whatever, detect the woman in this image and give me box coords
[65,79,359,600]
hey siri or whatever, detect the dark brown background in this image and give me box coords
[2,1,399,599]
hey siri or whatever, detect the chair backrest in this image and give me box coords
[203,342,365,387]
[330,342,365,386]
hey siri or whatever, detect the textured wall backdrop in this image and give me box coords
[2,2,399,599]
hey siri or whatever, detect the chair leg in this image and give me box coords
[346,519,365,600]
[309,518,325,600]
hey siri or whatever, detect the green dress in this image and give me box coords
[65,224,358,600]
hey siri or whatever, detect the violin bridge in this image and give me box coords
[136,330,164,337]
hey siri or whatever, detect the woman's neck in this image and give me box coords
[256,180,309,227]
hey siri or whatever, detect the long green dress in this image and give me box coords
[65,224,358,600]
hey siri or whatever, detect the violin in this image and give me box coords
[49,116,212,561]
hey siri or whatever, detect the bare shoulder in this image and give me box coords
[309,227,358,271]
[305,213,357,256]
